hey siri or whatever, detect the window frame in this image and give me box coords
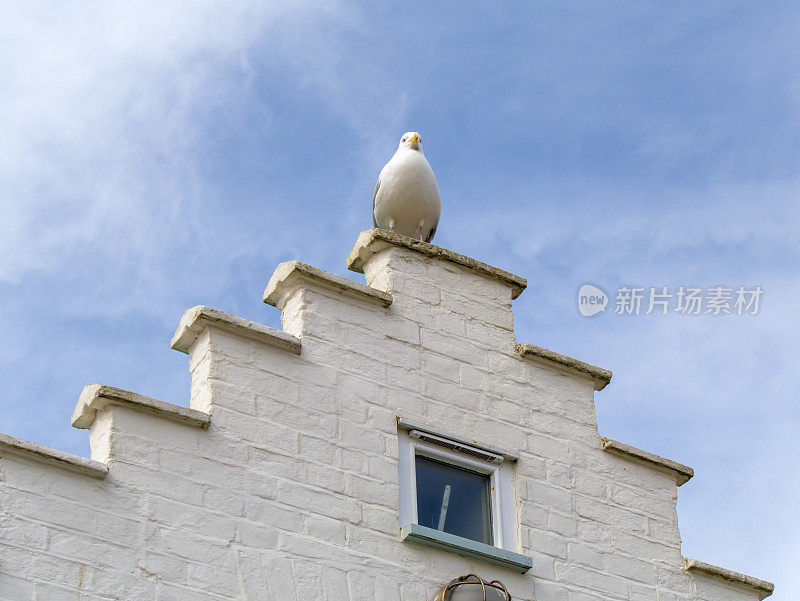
[398,427,518,553]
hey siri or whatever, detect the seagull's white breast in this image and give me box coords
[373,148,441,242]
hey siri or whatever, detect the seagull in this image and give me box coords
[373,132,441,243]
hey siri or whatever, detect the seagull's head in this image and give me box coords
[399,131,422,151]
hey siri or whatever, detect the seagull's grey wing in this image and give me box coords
[372,176,381,228]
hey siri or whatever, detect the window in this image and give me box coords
[415,455,493,544]
[397,419,531,572]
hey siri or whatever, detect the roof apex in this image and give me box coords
[346,228,527,300]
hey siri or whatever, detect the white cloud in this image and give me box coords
[2,4,796,596]
[0,3,251,280]
[0,1,410,316]
[441,176,798,596]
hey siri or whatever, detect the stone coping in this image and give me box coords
[346,228,528,300]
[685,558,774,599]
[263,260,392,309]
[601,437,694,486]
[72,384,211,430]
[171,305,301,355]
[401,523,532,573]
[0,432,108,479]
[516,343,612,391]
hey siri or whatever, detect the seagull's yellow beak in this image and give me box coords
[408,132,421,143]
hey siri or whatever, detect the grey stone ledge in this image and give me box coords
[264,260,392,308]
[601,437,694,486]
[515,343,612,391]
[346,228,528,300]
[172,305,301,355]
[72,384,211,430]
[401,523,532,573]
[0,432,108,479]
[685,558,774,599]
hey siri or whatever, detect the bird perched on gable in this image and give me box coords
[373,131,441,243]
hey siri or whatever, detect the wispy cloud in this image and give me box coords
[445,177,799,592]
[0,1,410,316]
[1,3,797,598]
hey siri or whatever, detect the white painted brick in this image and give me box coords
[274,480,361,523]
[345,473,398,508]
[202,485,245,517]
[0,515,49,550]
[0,238,764,601]
[305,513,347,544]
[648,516,682,546]
[567,542,606,570]
[361,505,398,536]
[577,519,614,550]
[573,468,609,500]
[0,573,35,599]
[525,529,567,559]
[606,553,658,585]
[548,510,579,538]
[527,480,573,513]
[187,562,241,597]
[556,564,629,598]
[145,494,237,541]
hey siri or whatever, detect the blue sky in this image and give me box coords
[2,1,797,596]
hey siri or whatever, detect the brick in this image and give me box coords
[0,234,763,601]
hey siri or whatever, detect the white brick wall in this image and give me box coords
[0,230,771,600]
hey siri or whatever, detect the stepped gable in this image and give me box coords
[0,228,772,600]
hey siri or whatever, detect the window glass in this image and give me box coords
[415,455,492,545]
